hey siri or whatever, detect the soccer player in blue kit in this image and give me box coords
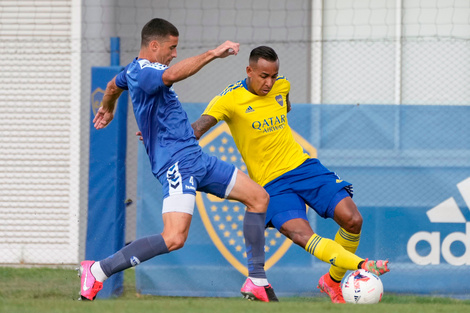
[78,18,277,302]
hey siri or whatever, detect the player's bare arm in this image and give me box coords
[93,77,124,129]
[162,41,239,86]
[137,114,217,142]
[191,114,218,140]
[137,112,216,142]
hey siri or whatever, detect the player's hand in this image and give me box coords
[212,41,239,58]
[136,131,143,141]
[93,106,114,129]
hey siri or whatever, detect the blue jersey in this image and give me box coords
[116,58,201,178]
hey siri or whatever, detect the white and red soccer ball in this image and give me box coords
[341,269,384,304]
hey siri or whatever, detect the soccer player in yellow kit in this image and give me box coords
[191,46,390,303]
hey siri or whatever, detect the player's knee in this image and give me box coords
[343,212,363,234]
[248,189,269,213]
[261,190,270,209]
[163,234,187,251]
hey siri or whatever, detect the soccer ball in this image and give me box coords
[341,269,383,304]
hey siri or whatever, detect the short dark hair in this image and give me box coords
[249,46,278,64]
[141,18,179,47]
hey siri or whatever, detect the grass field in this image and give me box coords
[1,267,469,313]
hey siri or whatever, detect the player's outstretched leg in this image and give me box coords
[317,273,345,303]
[241,277,278,302]
[228,170,278,302]
[77,261,103,301]
[240,211,279,302]
[361,259,390,276]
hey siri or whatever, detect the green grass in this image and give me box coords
[1,267,469,313]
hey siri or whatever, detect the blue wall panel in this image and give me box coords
[87,67,127,298]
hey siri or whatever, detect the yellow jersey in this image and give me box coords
[203,77,309,186]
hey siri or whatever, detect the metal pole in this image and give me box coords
[110,37,120,66]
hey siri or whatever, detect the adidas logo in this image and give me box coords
[426,177,470,223]
[245,106,255,113]
[407,177,470,265]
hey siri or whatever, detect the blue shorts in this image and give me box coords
[264,158,353,230]
[158,152,236,199]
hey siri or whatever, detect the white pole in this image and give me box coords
[70,0,82,263]
[395,0,403,105]
[311,0,323,104]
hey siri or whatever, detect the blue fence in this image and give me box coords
[135,104,470,298]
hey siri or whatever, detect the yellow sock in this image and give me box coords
[329,228,361,281]
[305,233,363,273]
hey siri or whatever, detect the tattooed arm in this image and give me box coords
[191,115,218,140]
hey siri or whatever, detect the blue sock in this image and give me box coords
[100,234,169,277]
[243,211,267,279]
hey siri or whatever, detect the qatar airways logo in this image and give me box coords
[252,114,287,133]
[407,177,470,266]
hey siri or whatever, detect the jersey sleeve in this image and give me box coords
[115,65,130,90]
[202,94,232,122]
[277,76,291,95]
[138,65,167,95]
